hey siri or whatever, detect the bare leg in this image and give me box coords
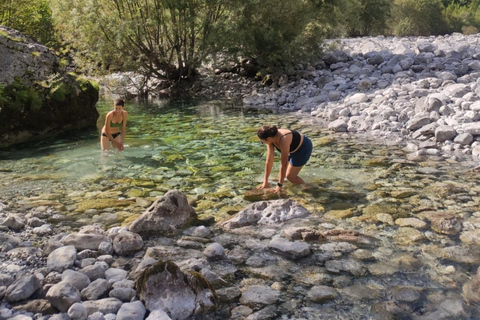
[101,135,110,151]
[286,164,305,184]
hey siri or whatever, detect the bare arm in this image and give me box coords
[259,143,275,189]
[120,111,128,143]
[277,137,290,187]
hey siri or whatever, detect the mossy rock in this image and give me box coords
[75,199,132,212]
[363,157,390,167]
[195,199,217,212]
[166,154,185,162]
[122,213,142,226]
[211,165,233,173]
[360,202,407,221]
[217,205,245,216]
[210,190,235,199]
[315,136,335,147]
[126,188,148,198]
[243,188,288,201]
[390,189,417,199]
[324,208,357,220]
[130,180,155,187]
[0,28,99,148]
[424,181,466,198]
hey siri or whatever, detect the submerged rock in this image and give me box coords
[239,285,280,308]
[268,237,312,260]
[243,188,287,201]
[422,211,463,235]
[322,229,380,246]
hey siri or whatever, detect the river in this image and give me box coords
[1,99,479,319]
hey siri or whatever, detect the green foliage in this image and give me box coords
[221,0,325,69]
[392,17,415,36]
[76,76,100,92]
[388,0,448,36]
[443,0,480,33]
[50,0,229,81]
[49,82,68,102]
[59,58,69,69]
[0,81,42,112]
[0,85,8,109]
[0,0,57,45]
[327,0,392,37]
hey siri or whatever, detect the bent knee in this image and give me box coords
[286,173,297,182]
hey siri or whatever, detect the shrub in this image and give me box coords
[219,0,325,71]
[341,0,392,37]
[388,0,448,36]
[392,17,415,37]
[444,0,480,33]
[49,83,69,102]
[0,81,42,113]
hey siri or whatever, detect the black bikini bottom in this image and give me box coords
[102,132,121,139]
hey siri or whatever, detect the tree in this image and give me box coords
[0,0,56,45]
[221,0,325,70]
[444,0,480,33]
[388,0,448,36]
[50,0,229,82]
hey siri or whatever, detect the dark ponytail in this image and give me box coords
[257,125,278,140]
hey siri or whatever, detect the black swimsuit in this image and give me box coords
[274,130,302,153]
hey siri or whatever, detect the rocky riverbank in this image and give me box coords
[3,33,480,320]
[2,170,480,320]
[103,33,480,163]
[197,33,480,164]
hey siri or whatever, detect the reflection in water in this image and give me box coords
[1,99,480,318]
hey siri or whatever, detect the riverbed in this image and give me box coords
[1,99,480,319]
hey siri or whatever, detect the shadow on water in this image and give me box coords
[0,129,100,160]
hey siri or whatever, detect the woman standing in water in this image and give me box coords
[257,125,313,192]
[101,99,128,151]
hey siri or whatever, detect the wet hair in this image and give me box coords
[114,99,125,107]
[257,125,278,140]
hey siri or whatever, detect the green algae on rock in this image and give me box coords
[243,188,288,201]
[75,199,133,212]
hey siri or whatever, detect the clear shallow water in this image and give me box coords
[1,99,480,318]
[0,99,406,219]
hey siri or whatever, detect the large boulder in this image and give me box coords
[0,26,99,147]
[4,273,41,302]
[129,190,198,237]
[136,261,216,320]
[219,199,310,231]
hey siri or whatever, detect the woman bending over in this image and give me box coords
[257,125,313,192]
